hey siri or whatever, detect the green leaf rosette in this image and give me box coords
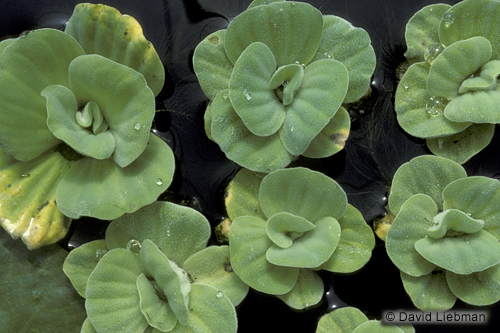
[386,155,500,310]
[63,201,247,333]
[227,167,375,309]
[193,0,375,172]
[395,0,500,164]
[0,3,174,248]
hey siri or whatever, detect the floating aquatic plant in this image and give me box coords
[385,155,500,310]
[226,167,375,309]
[315,306,414,333]
[395,0,500,164]
[63,201,248,333]
[0,3,174,249]
[193,0,375,172]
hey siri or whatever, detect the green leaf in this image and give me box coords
[81,318,98,333]
[259,167,347,221]
[395,62,471,139]
[415,230,500,274]
[228,215,299,295]
[447,263,500,306]
[400,270,456,311]
[269,63,304,106]
[388,155,467,215]
[248,0,285,9]
[426,124,495,164]
[43,84,115,160]
[386,194,437,277]
[279,59,348,155]
[404,4,451,61]
[0,231,86,333]
[85,248,147,333]
[443,176,500,239]
[140,239,190,326]
[65,3,165,96]
[266,212,316,249]
[312,15,376,103]
[458,60,500,94]
[0,149,71,249]
[55,133,174,220]
[427,36,492,100]
[136,273,178,332]
[0,28,84,161]
[302,106,350,159]
[193,30,233,100]
[62,239,108,297]
[209,89,293,172]
[353,321,405,333]
[106,201,211,266]
[182,246,249,307]
[177,283,237,333]
[444,90,500,124]
[68,54,155,168]
[318,204,375,273]
[224,168,267,221]
[276,269,323,309]
[228,42,284,136]
[266,216,340,268]
[224,1,323,67]
[426,209,484,239]
[439,0,500,59]
[316,307,368,333]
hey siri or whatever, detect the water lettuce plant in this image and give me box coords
[226,167,375,309]
[395,0,500,164]
[0,3,174,249]
[193,0,375,172]
[315,307,414,333]
[386,155,500,310]
[63,201,248,333]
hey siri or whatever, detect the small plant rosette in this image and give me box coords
[315,306,414,333]
[395,0,500,164]
[193,0,375,172]
[0,3,175,249]
[226,167,375,309]
[63,201,248,333]
[386,155,500,311]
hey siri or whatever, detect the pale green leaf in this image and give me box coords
[228,215,298,295]
[0,28,84,161]
[65,3,165,96]
[312,15,376,103]
[85,248,147,333]
[279,59,348,155]
[62,239,108,298]
[447,263,500,306]
[426,209,484,239]
[400,270,456,311]
[266,212,316,249]
[228,42,284,136]
[193,30,233,100]
[386,194,437,277]
[444,90,500,124]
[224,168,266,221]
[106,201,210,266]
[315,307,368,333]
[55,133,175,220]
[276,269,323,309]
[224,1,323,67]
[404,4,451,61]
[182,246,249,307]
[259,167,347,221]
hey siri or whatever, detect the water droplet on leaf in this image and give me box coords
[443,12,455,27]
[95,248,108,260]
[216,291,224,298]
[134,122,141,130]
[426,96,447,115]
[424,43,444,63]
[156,178,163,186]
[126,239,141,253]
